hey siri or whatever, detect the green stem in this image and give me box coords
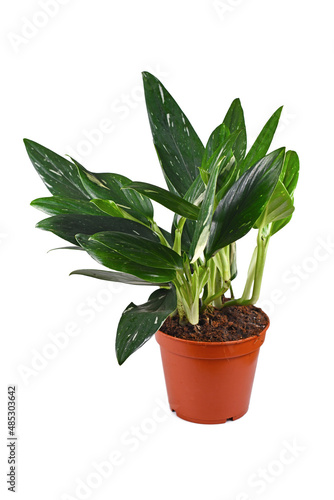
[173,217,186,255]
[222,226,270,308]
[241,247,258,301]
[151,221,170,247]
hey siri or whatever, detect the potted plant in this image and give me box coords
[24,72,299,424]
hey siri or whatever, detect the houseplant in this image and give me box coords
[24,71,299,423]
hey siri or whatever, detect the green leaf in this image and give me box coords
[222,98,247,162]
[116,287,177,364]
[238,107,283,174]
[76,234,176,283]
[206,148,285,257]
[142,72,204,197]
[90,199,131,218]
[280,150,299,196]
[125,182,200,220]
[270,150,299,236]
[31,196,103,216]
[189,157,222,262]
[230,242,237,281]
[202,123,230,168]
[204,128,246,203]
[70,269,166,286]
[36,215,160,246]
[24,139,89,200]
[48,246,84,252]
[71,160,153,223]
[91,231,183,270]
[254,180,295,228]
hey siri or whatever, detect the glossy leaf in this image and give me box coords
[24,139,89,200]
[142,71,204,197]
[254,180,295,228]
[270,151,299,236]
[90,199,130,218]
[48,246,84,252]
[76,234,176,283]
[31,196,103,216]
[125,182,200,220]
[71,160,153,223]
[206,148,285,257]
[222,98,247,162]
[280,150,299,196]
[239,106,283,174]
[116,287,177,364]
[91,231,183,270]
[36,215,160,246]
[202,123,230,168]
[189,158,222,262]
[70,269,166,286]
[205,129,245,203]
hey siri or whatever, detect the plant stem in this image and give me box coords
[241,247,258,301]
[173,217,186,255]
[221,226,270,308]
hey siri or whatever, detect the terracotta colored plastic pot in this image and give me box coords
[155,321,269,424]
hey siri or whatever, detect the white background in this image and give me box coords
[1,0,334,498]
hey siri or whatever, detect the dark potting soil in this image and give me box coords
[160,304,269,342]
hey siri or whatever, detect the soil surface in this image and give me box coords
[160,304,269,342]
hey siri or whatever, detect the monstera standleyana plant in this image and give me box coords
[24,72,299,365]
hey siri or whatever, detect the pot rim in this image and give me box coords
[155,320,270,359]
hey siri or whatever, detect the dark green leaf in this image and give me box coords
[116,287,177,364]
[70,159,153,223]
[24,139,89,200]
[238,106,283,174]
[90,199,130,218]
[125,182,200,220]
[255,180,294,228]
[270,151,299,236]
[91,231,183,270]
[31,196,103,216]
[142,72,204,197]
[222,98,247,162]
[36,215,160,246]
[76,234,176,283]
[206,148,285,257]
[70,269,167,286]
[280,150,299,196]
[189,158,221,262]
[202,123,230,168]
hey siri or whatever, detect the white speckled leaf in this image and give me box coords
[142,72,204,197]
[116,287,177,364]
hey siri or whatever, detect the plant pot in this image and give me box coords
[155,321,269,424]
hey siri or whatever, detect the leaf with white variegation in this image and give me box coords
[125,182,200,220]
[36,215,160,246]
[70,269,168,286]
[76,234,176,283]
[206,148,285,258]
[238,106,283,175]
[201,123,230,168]
[31,196,103,216]
[142,72,204,197]
[116,287,177,364]
[189,158,222,262]
[91,231,183,270]
[254,180,295,228]
[24,139,89,200]
[222,98,247,162]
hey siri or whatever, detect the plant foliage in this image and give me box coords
[25,72,299,364]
